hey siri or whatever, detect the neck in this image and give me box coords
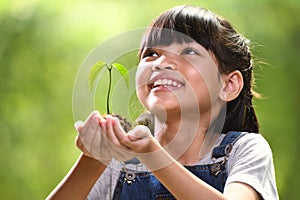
[153,111,219,165]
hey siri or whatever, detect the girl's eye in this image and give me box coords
[182,47,199,55]
[141,49,158,58]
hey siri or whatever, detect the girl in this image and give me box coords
[47,5,278,200]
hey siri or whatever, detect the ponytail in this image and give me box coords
[222,90,259,133]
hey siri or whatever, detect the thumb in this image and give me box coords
[127,125,152,141]
[74,120,84,131]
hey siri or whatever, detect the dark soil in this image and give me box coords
[113,112,154,135]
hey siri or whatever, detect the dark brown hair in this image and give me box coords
[139,5,259,133]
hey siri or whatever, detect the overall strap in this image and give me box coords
[212,131,247,159]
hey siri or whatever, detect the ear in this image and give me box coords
[219,70,244,102]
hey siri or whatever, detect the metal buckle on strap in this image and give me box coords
[210,157,226,176]
[124,170,136,185]
[122,163,143,185]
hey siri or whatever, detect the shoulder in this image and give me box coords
[228,132,274,174]
[226,132,279,200]
[234,132,272,157]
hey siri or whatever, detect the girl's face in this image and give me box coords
[136,41,223,119]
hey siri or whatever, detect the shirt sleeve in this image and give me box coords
[87,166,112,200]
[225,133,279,200]
[88,160,121,200]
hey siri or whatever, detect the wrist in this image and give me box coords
[137,147,175,171]
[81,153,111,167]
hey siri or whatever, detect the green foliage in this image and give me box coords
[88,61,129,114]
[0,0,299,199]
[88,61,107,91]
[112,63,130,89]
[88,62,129,91]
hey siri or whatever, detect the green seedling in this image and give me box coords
[88,61,129,115]
[88,61,151,134]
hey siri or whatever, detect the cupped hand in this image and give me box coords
[111,120,175,171]
[110,117,162,154]
[74,111,112,164]
[74,111,136,164]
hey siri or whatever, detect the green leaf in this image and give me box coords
[88,61,107,91]
[112,63,130,89]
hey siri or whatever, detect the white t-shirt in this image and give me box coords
[88,133,279,200]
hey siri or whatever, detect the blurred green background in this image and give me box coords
[0,0,299,199]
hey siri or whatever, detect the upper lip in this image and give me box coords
[148,71,185,89]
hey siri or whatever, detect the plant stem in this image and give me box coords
[107,66,112,114]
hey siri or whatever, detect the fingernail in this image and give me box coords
[105,115,113,122]
[99,118,106,125]
[74,120,84,130]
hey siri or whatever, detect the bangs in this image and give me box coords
[139,5,217,57]
[141,27,194,48]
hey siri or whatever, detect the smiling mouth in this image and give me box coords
[149,78,184,90]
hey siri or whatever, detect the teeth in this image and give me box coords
[153,79,182,87]
[153,79,162,87]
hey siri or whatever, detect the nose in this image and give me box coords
[151,55,177,71]
[152,64,173,71]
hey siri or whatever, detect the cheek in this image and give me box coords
[190,75,211,104]
[135,64,151,106]
[192,64,221,100]
[136,87,147,107]
[135,62,152,87]
[186,68,221,109]
[135,65,145,89]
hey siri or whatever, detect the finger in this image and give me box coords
[87,110,101,123]
[123,125,159,154]
[75,135,92,157]
[74,120,84,131]
[111,118,136,161]
[112,117,131,148]
[78,119,113,163]
[79,111,101,134]
[77,111,103,152]
[127,125,152,141]
[99,117,107,133]
[93,111,105,124]
[104,115,121,145]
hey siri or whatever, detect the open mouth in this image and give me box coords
[149,78,184,90]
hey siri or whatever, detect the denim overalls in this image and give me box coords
[112,131,246,200]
